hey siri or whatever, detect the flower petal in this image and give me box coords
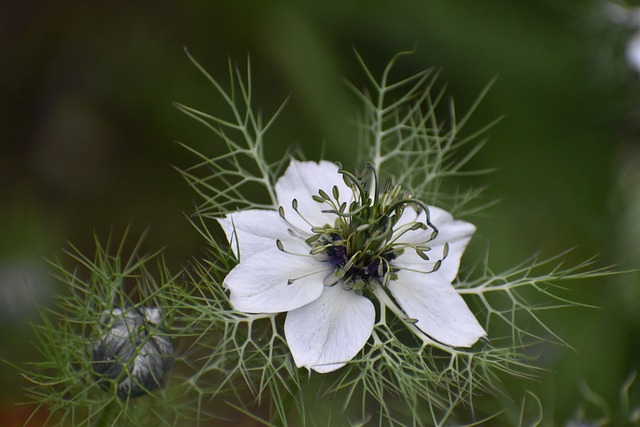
[224,247,330,313]
[284,285,375,373]
[275,159,352,231]
[387,269,485,347]
[393,206,475,282]
[217,209,305,260]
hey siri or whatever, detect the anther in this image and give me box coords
[305,234,322,244]
[356,224,370,232]
[310,245,329,255]
[323,273,341,286]
[332,185,340,200]
[408,222,424,231]
[415,249,430,261]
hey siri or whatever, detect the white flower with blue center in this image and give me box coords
[217,159,486,373]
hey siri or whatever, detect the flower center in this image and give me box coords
[319,232,398,292]
[299,164,439,294]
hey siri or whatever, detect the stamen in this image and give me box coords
[276,239,319,259]
[339,168,368,203]
[323,272,341,286]
[332,185,340,201]
[286,267,330,285]
[305,234,322,244]
[318,189,331,201]
[410,222,425,231]
[415,249,430,261]
[277,202,320,242]
[290,198,317,228]
[310,244,331,255]
[386,218,434,252]
[389,199,439,239]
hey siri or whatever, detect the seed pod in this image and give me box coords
[92,307,174,399]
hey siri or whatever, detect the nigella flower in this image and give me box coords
[92,307,174,398]
[217,160,486,373]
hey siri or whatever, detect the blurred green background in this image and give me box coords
[2,0,640,424]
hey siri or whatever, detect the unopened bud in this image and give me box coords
[92,308,173,399]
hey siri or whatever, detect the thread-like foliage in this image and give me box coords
[18,51,614,427]
[20,229,194,426]
[173,51,613,426]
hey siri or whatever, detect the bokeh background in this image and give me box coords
[2,0,640,425]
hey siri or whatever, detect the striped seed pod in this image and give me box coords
[92,307,174,399]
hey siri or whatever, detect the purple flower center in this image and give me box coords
[323,233,396,286]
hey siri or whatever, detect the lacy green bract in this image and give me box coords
[217,159,485,373]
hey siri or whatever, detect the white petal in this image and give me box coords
[393,206,475,282]
[275,159,352,231]
[387,270,485,347]
[284,285,375,373]
[224,247,330,313]
[216,210,304,260]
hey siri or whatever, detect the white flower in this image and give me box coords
[217,160,486,373]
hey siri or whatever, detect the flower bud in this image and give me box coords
[92,307,173,399]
